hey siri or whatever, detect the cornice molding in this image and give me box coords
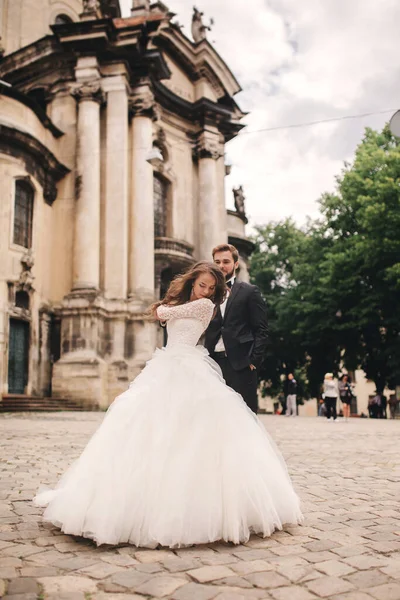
[0,125,70,205]
[0,85,64,138]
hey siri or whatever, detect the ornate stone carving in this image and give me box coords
[72,81,105,104]
[44,174,57,205]
[195,132,224,160]
[18,250,35,292]
[233,185,246,218]
[191,7,213,43]
[81,0,101,19]
[129,86,155,118]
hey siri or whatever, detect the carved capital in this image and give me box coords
[72,81,105,105]
[194,132,224,160]
[129,85,156,119]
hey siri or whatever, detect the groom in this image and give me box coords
[205,244,268,414]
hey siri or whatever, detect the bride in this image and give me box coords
[34,261,303,548]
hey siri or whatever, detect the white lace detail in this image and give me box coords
[157,298,214,347]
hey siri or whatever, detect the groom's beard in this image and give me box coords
[225,268,235,282]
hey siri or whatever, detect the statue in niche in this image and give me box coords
[233,185,246,218]
[191,7,213,43]
[82,0,100,12]
[18,250,35,291]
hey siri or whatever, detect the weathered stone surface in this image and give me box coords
[37,575,98,594]
[6,577,39,594]
[306,575,356,598]
[231,559,273,576]
[367,583,400,600]
[270,586,318,600]
[172,582,219,600]
[135,575,187,597]
[1,414,400,600]
[188,565,236,583]
[245,570,290,589]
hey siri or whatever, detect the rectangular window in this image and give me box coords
[13,181,34,248]
[153,175,168,238]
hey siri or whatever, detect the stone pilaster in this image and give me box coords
[195,130,226,260]
[38,309,52,396]
[72,75,104,291]
[102,74,129,299]
[131,0,150,17]
[128,83,156,302]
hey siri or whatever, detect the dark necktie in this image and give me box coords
[227,280,233,289]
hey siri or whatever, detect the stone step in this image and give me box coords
[0,395,95,412]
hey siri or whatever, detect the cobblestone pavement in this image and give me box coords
[1,413,400,600]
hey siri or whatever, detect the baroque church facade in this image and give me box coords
[0,0,252,408]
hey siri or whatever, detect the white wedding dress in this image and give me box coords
[34,298,303,548]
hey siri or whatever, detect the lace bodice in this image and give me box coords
[157,298,214,347]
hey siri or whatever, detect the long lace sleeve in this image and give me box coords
[157,298,214,329]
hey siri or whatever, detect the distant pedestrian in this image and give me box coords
[323,373,339,421]
[368,394,380,419]
[279,393,287,415]
[388,395,398,419]
[286,373,297,417]
[379,393,387,419]
[318,399,326,417]
[338,374,353,422]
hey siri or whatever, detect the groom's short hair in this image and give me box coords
[212,244,239,262]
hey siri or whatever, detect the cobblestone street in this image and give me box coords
[1,413,400,600]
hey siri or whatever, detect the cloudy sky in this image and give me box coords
[121,0,400,227]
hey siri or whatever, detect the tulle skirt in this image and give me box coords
[34,344,303,547]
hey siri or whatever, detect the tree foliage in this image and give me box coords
[251,125,400,396]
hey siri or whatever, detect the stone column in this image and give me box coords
[196,130,226,260]
[128,83,155,301]
[38,309,52,396]
[72,76,104,291]
[102,74,129,299]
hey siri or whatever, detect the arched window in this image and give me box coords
[13,180,34,249]
[54,14,73,25]
[153,175,169,238]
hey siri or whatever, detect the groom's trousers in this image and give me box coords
[212,353,258,414]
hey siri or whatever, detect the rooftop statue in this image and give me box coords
[233,185,246,218]
[191,7,213,43]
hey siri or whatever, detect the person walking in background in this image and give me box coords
[338,374,353,421]
[389,395,398,419]
[379,393,387,419]
[318,398,326,417]
[323,373,339,421]
[279,393,287,415]
[286,373,297,417]
[368,394,380,419]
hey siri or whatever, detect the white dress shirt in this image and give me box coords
[214,276,235,352]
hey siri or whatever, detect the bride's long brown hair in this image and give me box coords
[148,261,226,319]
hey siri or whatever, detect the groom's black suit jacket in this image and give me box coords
[205,281,268,371]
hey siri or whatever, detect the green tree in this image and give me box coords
[250,124,400,398]
[320,125,400,392]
